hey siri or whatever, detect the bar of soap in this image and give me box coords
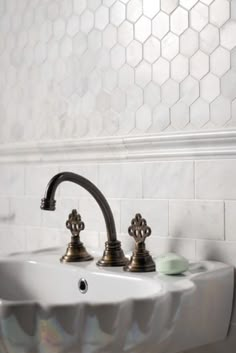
[156,253,189,275]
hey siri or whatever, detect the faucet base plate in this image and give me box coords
[97,241,129,267]
[60,240,93,263]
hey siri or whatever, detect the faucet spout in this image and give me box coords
[41,172,128,267]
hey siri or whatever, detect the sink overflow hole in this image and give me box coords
[78,278,88,294]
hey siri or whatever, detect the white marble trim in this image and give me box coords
[0,129,236,163]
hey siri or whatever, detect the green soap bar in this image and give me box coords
[156,252,189,275]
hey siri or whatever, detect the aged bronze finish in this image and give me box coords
[61,209,93,263]
[124,213,156,272]
[41,172,128,267]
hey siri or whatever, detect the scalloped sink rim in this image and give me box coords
[0,247,233,353]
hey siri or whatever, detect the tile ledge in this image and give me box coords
[0,129,236,163]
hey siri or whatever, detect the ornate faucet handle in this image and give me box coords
[66,209,85,238]
[128,213,151,244]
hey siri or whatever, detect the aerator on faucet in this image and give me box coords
[41,172,128,267]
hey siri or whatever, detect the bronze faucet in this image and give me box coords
[41,172,128,267]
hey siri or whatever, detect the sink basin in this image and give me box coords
[0,248,233,353]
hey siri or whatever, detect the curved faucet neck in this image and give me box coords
[41,172,117,242]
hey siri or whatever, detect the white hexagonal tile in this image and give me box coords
[127,0,142,23]
[60,36,73,58]
[110,44,126,70]
[201,0,214,4]
[190,50,209,79]
[211,96,231,126]
[47,40,59,63]
[47,2,60,21]
[53,19,66,41]
[88,30,102,52]
[152,11,169,39]
[180,28,199,57]
[95,6,109,30]
[34,42,47,64]
[67,15,80,37]
[152,104,170,131]
[180,76,199,105]
[161,0,178,14]
[73,32,87,56]
[135,16,151,43]
[74,0,86,15]
[190,2,208,32]
[144,82,161,108]
[153,57,170,85]
[39,21,52,43]
[200,24,219,54]
[171,7,188,35]
[96,91,111,112]
[190,98,210,128]
[135,61,152,88]
[88,111,103,136]
[88,0,102,11]
[171,54,188,82]
[110,1,126,26]
[144,37,160,63]
[111,88,126,113]
[136,104,152,131]
[162,79,179,106]
[232,1,236,20]
[162,32,179,60]
[80,10,94,34]
[127,40,142,67]
[221,21,236,50]
[103,24,117,49]
[118,21,133,47]
[60,0,73,19]
[126,85,143,112]
[118,64,135,89]
[103,68,118,92]
[211,46,230,77]
[171,101,189,129]
[180,0,198,10]
[221,70,236,100]
[210,0,230,27]
[103,110,119,135]
[143,0,160,19]
[119,111,135,135]
[232,48,236,72]
[201,73,220,102]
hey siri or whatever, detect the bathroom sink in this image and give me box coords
[0,248,233,353]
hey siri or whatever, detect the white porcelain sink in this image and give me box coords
[0,248,233,353]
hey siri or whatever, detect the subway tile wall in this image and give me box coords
[0,0,236,143]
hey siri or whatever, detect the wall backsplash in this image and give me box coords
[0,0,236,143]
[1,1,236,352]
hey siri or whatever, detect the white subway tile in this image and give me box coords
[9,197,41,227]
[26,227,68,252]
[170,200,224,240]
[41,198,79,229]
[196,240,236,267]
[196,160,236,200]
[79,197,121,233]
[0,226,26,255]
[98,163,142,199]
[225,201,236,241]
[25,165,59,197]
[145,236,196,259]
[58,164,98,198]
[0,198,10,225]
[0,165,24,196]
[120,199,168,236]
[143,161,194,199]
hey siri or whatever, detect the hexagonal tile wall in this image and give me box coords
[0,0,236,144]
